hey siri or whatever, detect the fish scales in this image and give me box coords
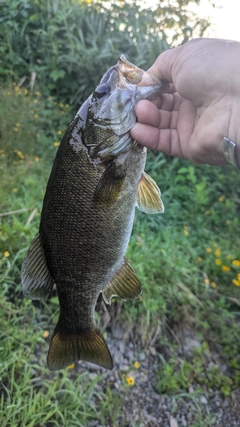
[21,55,167,370]
[41,136,144,325]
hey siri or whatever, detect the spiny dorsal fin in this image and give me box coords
[102,257,142,305]
[93,160,126,208]
[136,171,164,214]
[47,324,113,370]
[21,232,54,300]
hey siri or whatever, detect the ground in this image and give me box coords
[75,309,240,427]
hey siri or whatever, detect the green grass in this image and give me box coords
[0,298,101,427]
[1,84,240,425]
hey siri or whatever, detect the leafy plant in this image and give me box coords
[156,344,233,397]
[0,0,212,105]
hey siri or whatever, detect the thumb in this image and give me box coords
[147,46,182,83]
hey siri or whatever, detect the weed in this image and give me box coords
[156,343,233,397]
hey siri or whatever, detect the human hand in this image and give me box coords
[131,38,240,166]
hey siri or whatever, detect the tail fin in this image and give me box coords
[47,324,113,371]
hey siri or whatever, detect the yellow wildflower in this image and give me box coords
[215,249,221,257]
[215,259,222,266]
[15,150,25,159]
[221,265,230,272]
[218,195,225,202]
[43,331,49,338]
[34,114,39,119]
[54,142,60,147]
[3,251,10,258]
[232,260,240,267]
[33,99,39,103]
[196,257,202,263]
[183,225,189,236]
[204,210,210,215]
[57,130,62,135]
[204,278,210,284]
[13,127,19,132]
[237,273,240,281]
[206,247,212,253]
[134,361,140,369]
[232,279,240,287]
[226,220,231,225]
[34,156,40,162]
[126,376,135,386]
[15,122,20,127]
[211,282,217,288]
[68,363,75,369]
[13,188,18,192]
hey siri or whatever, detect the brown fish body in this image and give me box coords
[40,135,145,329]
[21,56,167,370]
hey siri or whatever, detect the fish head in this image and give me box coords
[83,55,168,161]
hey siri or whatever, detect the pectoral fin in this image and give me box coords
[136,171,164,214]
[21,232,54,299]
[93,159,126,208]
[102,257,142,304]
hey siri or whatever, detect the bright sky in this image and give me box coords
[194,0,240,41]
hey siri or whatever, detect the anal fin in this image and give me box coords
[21,232,54,299]
[136,171,164,214]
[102,257,142,304]
[47,324,113,370]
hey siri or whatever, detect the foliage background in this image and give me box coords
[0,0,210,105]
[1,0,240,426]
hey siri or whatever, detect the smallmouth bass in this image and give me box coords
[21,55,167,370]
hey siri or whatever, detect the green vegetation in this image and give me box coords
[0,0,210,105]
[1,0,239,425]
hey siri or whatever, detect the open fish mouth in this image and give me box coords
[116,54,167,90]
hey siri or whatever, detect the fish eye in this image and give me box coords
[94,84,110,99]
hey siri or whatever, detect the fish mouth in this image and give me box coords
[116,54,168,91]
